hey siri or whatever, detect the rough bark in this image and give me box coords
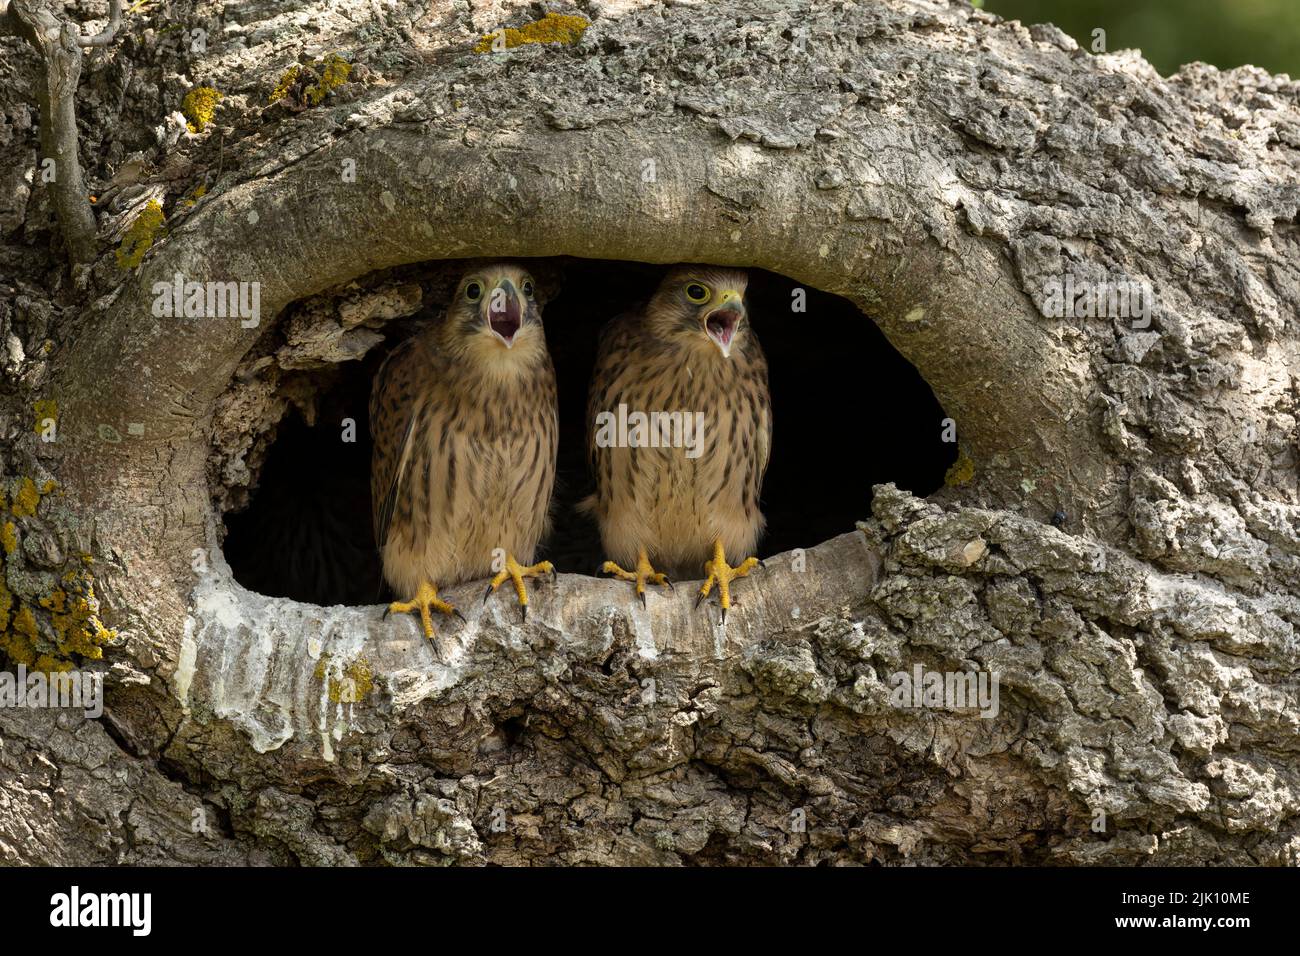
[1,0,102,264]
[0,0,1297,865]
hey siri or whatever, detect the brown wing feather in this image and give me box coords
[369,337,424,550]
[751,342,772,495]
[584,310,637,505]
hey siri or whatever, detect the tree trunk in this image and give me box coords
[1,0,1297,865]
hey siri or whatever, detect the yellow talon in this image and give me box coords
[386,580,462,639]
[600,547,673,607]
[696,539,760,624]
[485,554,555,622]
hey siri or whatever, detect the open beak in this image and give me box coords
[704,289,745,357]
[485,279,523,348]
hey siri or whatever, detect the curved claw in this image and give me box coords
[695,590,707,610]
[453,608,467,625]
[484,554,551,623]
[386,581,457,640]
[521,604,528,623]
[639,590,647,610]
[720,606,727,626]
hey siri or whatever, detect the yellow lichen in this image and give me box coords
[269,65,301,104]
[10,478,40,518]
[308,53,352,105]
[39,569,117,662]
[270,54,352,106]
[35,654,74,673]
[474,12,590,53]
[0,567,115,673]
[0,620,37,667]
[0,504,109,672]
[945,451,975,487]
[182,86,223,132]
[12,604,38,642]
[180,184,208,210]
[320,654,374,703]
[33,399,57,436]
[116,200,165,270]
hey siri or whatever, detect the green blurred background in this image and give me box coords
[983,0,1300,77]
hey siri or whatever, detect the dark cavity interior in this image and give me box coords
[222,258,958,606]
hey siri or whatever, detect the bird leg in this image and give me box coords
[385,580,464,639]
[600,547,673,608]
[484,554,556,622]
[695,539,760,624]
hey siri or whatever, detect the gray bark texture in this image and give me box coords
[0,0,1297,865]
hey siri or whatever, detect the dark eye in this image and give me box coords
[522,280,534,298]
[465,282,482,302]
[685,283,709,303]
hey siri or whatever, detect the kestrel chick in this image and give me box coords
[371,262,558,637]
[585,266,771,621]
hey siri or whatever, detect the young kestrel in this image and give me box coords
[371,262,558,637]
[585,266,771,622]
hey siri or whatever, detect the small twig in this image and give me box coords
[78,0,121,47]
[0,0,121,264]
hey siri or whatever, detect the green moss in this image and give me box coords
[474,12,590,53]
[116,200,165,270]
[945,451,975,487]
[182,86,223,132]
